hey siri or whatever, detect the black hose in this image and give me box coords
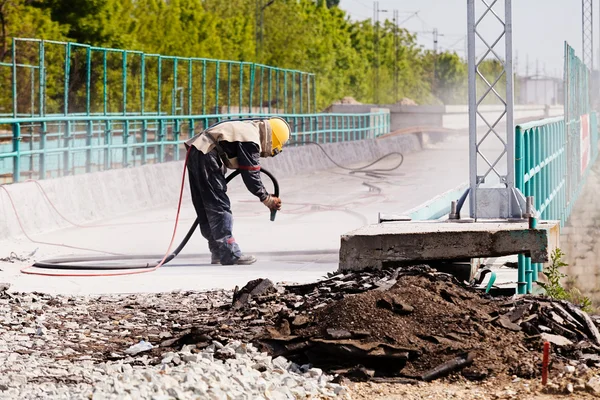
[455,188,470,216]
[290,140,404,174]
[31,168,279,270]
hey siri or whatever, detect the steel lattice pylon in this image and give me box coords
[467,0,526,220]
[582,0,594,71]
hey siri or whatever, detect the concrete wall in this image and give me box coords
[560,159,600,302]
[0,130,444,241]
[326,104,564,131]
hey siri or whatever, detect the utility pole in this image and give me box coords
[255,0,275,61]
[373,1,388,105]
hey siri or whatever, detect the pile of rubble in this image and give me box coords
[3,265,600,397]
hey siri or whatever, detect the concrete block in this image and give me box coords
[339,220,560,271]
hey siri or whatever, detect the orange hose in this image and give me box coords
[18,148,192,277]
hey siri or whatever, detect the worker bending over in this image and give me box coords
[184,118,290,265]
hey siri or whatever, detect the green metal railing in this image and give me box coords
[513,43,598,295]
[515,113,598,294]
[0,38,317,118]
[0,112,390,183]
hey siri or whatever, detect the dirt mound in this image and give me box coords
[286,274,535,380]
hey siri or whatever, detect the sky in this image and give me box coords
[340,0,586,78]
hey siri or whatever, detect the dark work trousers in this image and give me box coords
[186,147,242,264]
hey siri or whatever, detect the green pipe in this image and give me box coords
[235,63,239,114]
[485,271,496,294]
[525,256,533,294]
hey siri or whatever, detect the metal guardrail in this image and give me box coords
[515,113,598,294]
[512,43,598,295]
[0,38,317,118]
[0,112,390,183]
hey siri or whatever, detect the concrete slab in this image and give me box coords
[339,220,560,271]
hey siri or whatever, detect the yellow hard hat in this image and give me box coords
[268,117,291,156]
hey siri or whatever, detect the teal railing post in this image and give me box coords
[39,40,46,117]
[141,120,148,164]
[157,56,162,116]
[268,68,273,114]
[63,120,71,176]
[515,125,527,295]
[215,61,220,115]
[86,121,93,173]
[103,50,108,114]
[158,119,165,163]
[11,38,17,117]
[173,119,180,161]
[86,46,92,115]
[12,123,21,182]
[141,54,146,115]
[40,122,47,179]
[202,60,207,117]
[123,120,130,167]
[299,73,303,115]
[104,120,111,170]
[172,58,178,115]
[249,64,255,112]
[188,60,193,115]
[64,42,71,115]
[122,51,128,114]
[228,62,233,115]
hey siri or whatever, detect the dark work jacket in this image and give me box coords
[219,141,269,202]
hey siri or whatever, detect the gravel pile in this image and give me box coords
[0,338,346,399]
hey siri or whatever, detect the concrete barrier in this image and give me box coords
[325,103,564,131]
[0,130,440,241]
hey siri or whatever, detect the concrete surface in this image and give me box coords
[0,131,472,294]
[339,220,560,271]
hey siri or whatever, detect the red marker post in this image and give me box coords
[542,341,550,385]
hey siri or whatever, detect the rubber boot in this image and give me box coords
[222,254,257,265]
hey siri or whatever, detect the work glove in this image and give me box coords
[263,195,282,211]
